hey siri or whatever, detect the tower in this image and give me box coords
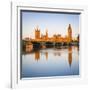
[45,29,48,40]
[68,24,72,42]
[35,26,40,39]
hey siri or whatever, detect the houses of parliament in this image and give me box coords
[34,24,73,43]
[23,24,79,66]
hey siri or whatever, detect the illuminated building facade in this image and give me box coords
[41,29,48,40]
[68,24,72,43]
[45,29,48,40]
[35,26,40,39]
[33,24,73,43]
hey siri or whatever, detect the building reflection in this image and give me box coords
[35,51,40,61]
[68,46,72,67]
[34,51,48,61]
[54,52,61,56]
[34,49,61,61]
[45,52,48,60]
[34,46,73,66]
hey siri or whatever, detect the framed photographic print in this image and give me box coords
[21,8,80,78]
[11,1,88,88]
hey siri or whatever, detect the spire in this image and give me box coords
[67,24,72,42]
[45,28,48,35]
[68,24,72,34]
[36,25,40,31]
[45,28,48,40]
[68,24,71,30]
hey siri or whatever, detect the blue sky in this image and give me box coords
[22,11,80,39]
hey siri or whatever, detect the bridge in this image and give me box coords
[23,39,79,49]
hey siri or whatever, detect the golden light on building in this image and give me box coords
[45,29,48,40]
[67,24,72,43]
[33,24,74,43]
[35,26,40,39]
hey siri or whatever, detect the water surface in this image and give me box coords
[21,46,79,78]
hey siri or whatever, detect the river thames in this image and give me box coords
[21,46,79,78]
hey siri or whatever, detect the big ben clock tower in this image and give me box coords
[68,24,72,43]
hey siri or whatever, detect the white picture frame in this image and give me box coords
[11,1,88,88]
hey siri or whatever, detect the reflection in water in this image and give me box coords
[53,50,61,56]
[45,52,48,60]
[34,46,73,66]
[68,47,72,67]
[35,51,40,61]
[21,46,79,78]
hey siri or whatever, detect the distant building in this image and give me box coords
[45,29,48,40]
[33,24,73,43]
[53,34,62,42]
[35,26,40,39]
[41,29,48,40]
[68,24,72,43]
